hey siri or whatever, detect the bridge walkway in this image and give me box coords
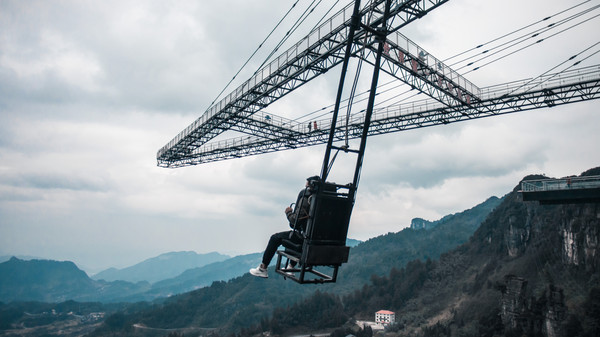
[520,175,600,204]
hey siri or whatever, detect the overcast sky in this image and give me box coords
[1,0,599,274]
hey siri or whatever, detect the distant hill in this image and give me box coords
[336,196,502,290]
[0,194,500,307]
[0,255,42,263]
[84,195,501,335]
[141,253,263,299]
[92,251,229,284]
[409,217,435,230]
[0,257,94,303]
[128,241,363,301]
[0,240,363,304]
[0,257,150,303]
[346,238,362,247]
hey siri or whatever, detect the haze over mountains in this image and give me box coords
[0,253,260,303]
[0,196,498,304]
[91,251,229,283]
[0,237,366,303]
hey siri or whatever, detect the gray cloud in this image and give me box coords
[0,0,598,270]
[0,170,108,192]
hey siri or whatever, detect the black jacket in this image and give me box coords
[286,188,311,232]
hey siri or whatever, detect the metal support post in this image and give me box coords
[351,0,391,202]
[320,0,362,182]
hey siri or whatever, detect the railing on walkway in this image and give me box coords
[521,175,600,192]
[520,175,600,204]
[165,65,600,166]
[374,65,600,119]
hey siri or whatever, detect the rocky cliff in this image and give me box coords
[337,168,600,337]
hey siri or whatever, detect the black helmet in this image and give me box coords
[306,175,320,193]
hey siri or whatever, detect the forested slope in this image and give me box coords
[88,195,501,336]
[244,168,600,337]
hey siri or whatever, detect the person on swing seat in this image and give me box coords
[249,175,320,278]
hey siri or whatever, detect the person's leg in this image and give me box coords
[262,231,292,267]
[250,230,293,278]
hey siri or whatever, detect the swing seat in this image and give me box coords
[275,181,353,284]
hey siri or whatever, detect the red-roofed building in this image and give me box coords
[375,310,395,325]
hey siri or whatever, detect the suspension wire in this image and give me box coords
[288,79,399,123]
[343,0,375,147]
[294,77,411,123]
[207,0,301,109]
[374,86,421,108]
[372,4,600,109]
[258,0,346,123]
[507,40,600,96]
[258,0,343,123]
[443,0,592,62]
[450,4,600,69]
[310,0,342,34]
[345,60,364,145]
[571,47,600,66]
[462,11,600,75]
[342,81,416,112]
[210,0,326,111]
[252,0,324,76]
[294,3,598,123]
[361,11,600,119]
[458,7,600,73]
[272,1,600,127]
[378,35,599,111]
[376,43,600,116]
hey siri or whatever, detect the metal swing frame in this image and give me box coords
[275,181,354,283]
[274,0,392,284]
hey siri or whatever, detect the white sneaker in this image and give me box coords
[249,265,268,278]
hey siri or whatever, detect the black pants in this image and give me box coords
[262,230,303,266]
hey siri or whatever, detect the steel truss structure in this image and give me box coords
[157,0,600,168]
[157,0,457,167]
[158,65,600,167]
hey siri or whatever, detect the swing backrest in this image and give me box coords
[300,181,354,265]
[306,186,352,243]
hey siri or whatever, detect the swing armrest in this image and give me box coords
[281,239,302,256]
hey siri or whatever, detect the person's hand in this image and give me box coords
[285,206,292,214]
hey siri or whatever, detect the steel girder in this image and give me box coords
[361,31,481,107]
[158,15,354,164]
[158,66,600,167]
[365,75,600,136]
[157,0,449,167]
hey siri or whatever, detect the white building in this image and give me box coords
[375,310,395,325]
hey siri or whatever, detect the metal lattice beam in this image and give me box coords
[157,0,449,166]
[158,66,600,167]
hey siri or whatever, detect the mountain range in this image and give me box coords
[82,167,600,337]
[0,239,366,303]
[0,257,151,303]
[6,167,597,336]
[0,253,261,303]
[80,194,502,335]
[91,251,230,283]
[0,190,503,337]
